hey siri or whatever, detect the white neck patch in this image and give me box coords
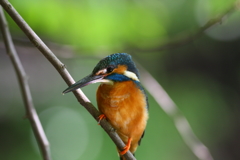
[99,79,114,85]
[123,71,140,81]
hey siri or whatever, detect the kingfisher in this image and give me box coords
[63,53,149,160]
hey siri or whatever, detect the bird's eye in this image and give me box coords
[106,66,114,73]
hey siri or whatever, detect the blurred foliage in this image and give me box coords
[1,0,240,160]
[7,0,238,52]
[9,0,169,52]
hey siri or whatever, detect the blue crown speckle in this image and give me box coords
[92,53,140,78]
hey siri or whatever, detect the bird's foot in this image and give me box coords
[98,114,106,125]
[119,137,132,155]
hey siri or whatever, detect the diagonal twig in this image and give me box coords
[132,0,240,52]
[0,0,136,159]
[0,6,51,160]
[138,64,214,160]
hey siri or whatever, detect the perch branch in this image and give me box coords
[138,64,214,160]
[0,0,135,159]
[0,6,51,160]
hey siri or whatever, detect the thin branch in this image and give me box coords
[0,0,135,160]
[132,0,240,52]
[138,64,214,160]
[0,6,51,160]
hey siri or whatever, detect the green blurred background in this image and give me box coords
[1,0,240,160]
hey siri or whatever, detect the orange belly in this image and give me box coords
[97,81,148,153]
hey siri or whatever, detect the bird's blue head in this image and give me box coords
[63,53,140,94]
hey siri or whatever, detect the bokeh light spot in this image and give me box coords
[31,106,90,160]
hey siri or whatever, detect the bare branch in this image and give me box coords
[0,6,51,160]
[138,64,214,160]
[0,0,135,159]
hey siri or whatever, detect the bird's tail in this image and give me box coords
[120,155,126,160]
[119,153,135,160]
[120,156,124,160]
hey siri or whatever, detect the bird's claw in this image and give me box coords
[98,114,106,125]
[119,137,132,155]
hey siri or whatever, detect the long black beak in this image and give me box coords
[62,74,105,94]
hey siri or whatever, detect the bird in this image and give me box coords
[62,53,149,160]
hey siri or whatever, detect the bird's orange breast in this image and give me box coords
[97,80,148,153]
